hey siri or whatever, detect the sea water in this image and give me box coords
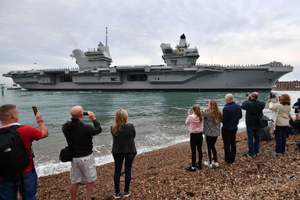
[1,90,299,177]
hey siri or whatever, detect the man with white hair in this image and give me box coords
[222,94,242,164]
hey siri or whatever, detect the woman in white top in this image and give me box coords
[269,94,291,154]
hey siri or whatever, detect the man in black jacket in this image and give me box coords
[292,98,300,116]
[62,106,102,200]
[222,94,242,164]
[241,92,265,158]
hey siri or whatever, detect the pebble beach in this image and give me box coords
[32,129,300,200]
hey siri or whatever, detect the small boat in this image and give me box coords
[7,84,22,90]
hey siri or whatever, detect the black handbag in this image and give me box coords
[59,146,73,162]
[59,127,76,162]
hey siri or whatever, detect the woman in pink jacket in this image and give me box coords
[185,105,204,172]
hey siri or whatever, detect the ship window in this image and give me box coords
[111,77,118,81]
[59,76,73,82]
[127,74,147,81]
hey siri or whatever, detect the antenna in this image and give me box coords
[106,27,108,46]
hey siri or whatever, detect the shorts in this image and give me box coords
[70,153,97,184]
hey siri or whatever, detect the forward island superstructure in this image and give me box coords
[2,32,293,91]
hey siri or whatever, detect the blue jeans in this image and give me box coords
[274,126,288,153]
[113,153,136,194]
[0,168,37,200]
[246,126,260,156]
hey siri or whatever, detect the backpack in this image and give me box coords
[0,125,31,177]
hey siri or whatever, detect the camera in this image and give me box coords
[270,93,275,99]
[83,111,89,116]
[246,93,251,97]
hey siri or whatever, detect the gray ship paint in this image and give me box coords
[2,33,293,91]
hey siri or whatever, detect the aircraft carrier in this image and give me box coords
[2,32,293,91]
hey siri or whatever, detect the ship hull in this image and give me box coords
[5,64,292,91]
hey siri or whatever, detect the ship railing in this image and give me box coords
[195,63,291,68]
[114,65,154,68]
[8,68,80,74]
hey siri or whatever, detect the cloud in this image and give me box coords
[0,0,299,86]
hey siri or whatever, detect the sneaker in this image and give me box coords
[204,161,213,168]
[124,191,131,197]
[247,154,253,158]
[212,161,219,168]
[195,163,202,169]
[114,192,122,199]
[243,153,253,158]
[185,166,196,172]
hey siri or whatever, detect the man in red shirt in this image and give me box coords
[0,104,49,200]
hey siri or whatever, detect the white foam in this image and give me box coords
[35,136,190,177]
[36,123,247,177]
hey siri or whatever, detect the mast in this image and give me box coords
[106,27,108,47]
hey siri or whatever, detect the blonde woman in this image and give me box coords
[185,105,204,172]
[269,94,291,155]
[202,100,223,168]
[111,109,137,199]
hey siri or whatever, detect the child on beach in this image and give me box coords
[185,105,204,172]
[202,100,223,168]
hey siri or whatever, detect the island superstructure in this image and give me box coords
[2,32,293,91]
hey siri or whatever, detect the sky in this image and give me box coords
[0,0,300,86]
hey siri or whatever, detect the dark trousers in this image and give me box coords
[190,133,203,167]
[205,136,218,163]
[274,126,288,153]
[222,128,237,164]
[113,153,136,194]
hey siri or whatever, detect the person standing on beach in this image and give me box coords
[292,98,300,117]
[0,104,49,200]
[222,94,242,164]
[202,100,223,168]
[269,94,291,155]
[241,92,265,158]
[111,109,137,199]
[185,105,204,172]
[62,106,102,200]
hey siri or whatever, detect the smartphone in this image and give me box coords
[32,106,38,116]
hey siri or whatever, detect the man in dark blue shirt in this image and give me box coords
[222,94,242,164]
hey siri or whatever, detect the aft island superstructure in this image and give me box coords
[2,33,293,91]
